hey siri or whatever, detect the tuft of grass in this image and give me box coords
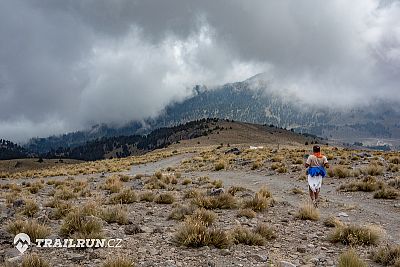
[103,175,123,193]
[110,189,137,204]
[54,186,76,200]
[231,226,265,246]
[372,244,400,266]
[214,161,225,171]
[374,188,399,199]
[60,208,103,239]
[251,161,262,170]
[237,208,257,219]
[193,193,237,209]
[364,163,384,176]
[154,193,175,204]
[101,205,129,225]
[139,191,155,202]
[389,157,400,164]
[184,189,203,199]
[168,205,195,221]
[182,178,192,185]
[28,182,44,194]
[102,257,135,267]
[7,220,50,240]
[324,216,343,228]
[291,187,305,195]
[228,186,247,196]
[49,200,72,220]
[253,223,276,240]
[338,249,367,267]
[243,193,271,212]
[189,208,217,226]
[21,199,39,217]
[329,224,381,246]
[388,177,400,189]
[332,166,352,178]
[118,174,131,182]
[339,176,382,192]
[21,253,49,267]
[296,202,320,221]
[212,179,223,188]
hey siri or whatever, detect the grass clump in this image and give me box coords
[296,202,320,221]
[329,224,381,246]
[154,193,175,204]
[21,199,39,217]
[193,193,237,209]
[110,189,137,204]
[237,208,256,219]
[373,244,400,266]
[168,205,195,221]
[182,178,192,185]
[28,182,44,194]
[189,208,217,226]
[101,205,129,225]
[21,253,49,267]
[60,208,103,239]
[324,216,343,228]
[243,192,271,212]
[388,177,400,189]
[54,186,76,200]
[102,175,123,193]
[339,176,382,192]
[102,257,135,267]
[338,249,367,267]
[374,188,399,199]
[364,163,384,176]
[212,179,223,188]
[253,223,276,240]
[231,226,265,246]
[139,191,155,202]
[332,166,351,178]
[7,220,50,240]
[214,161,225,171]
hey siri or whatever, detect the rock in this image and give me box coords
[338,212,349,217]
[207,261,216,267]
[13,199,25,208]
[252,254,269,262]
[225,148,241,155]
[124,224,144,235]
[70,253,85,262]
[6,255,22,264]
[279,261,297,267]
[220,249,231,256]
[209,188,225,196]
[297,246,306,253]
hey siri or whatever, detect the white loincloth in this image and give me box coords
[308,174,322,192]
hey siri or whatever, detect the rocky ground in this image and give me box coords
[0,145,399,266]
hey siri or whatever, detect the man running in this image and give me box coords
[305,145,329,207]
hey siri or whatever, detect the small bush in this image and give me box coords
[214,162,225,171]
[364,163,384,176]
[102,175,123,193]
[139,191,155,202]
[154,193,175,204]
[184,189,202,199]
[54,187,76,200]
[212,179,223,188]
[374,188,398,199]
[101,206,129,225]
[110,189,137,204]
[388,177,400,189]
[237,208,256,219]
[50,200,72,220]
[231,226,265,246]
[228,186,247,196]
[339,176,382,192]
[21,199,39,217]
[329,224,381,246]
[189,208,217,226]
[324,216,343,228]
[373,244,400,266]
[333,166,351,178]
[119,174,131,182]
[251,161,262,170]
[296,202,320,221]
[253,223,276,240]
[28,182,43,194]
[60,209,103,239]
[102,257,135,267]
[182,178,192,185]
[243,193,271,212]
[21,253,49,267]
[338,249,367,267]
[7,220,50,240]
[291,187,305,195]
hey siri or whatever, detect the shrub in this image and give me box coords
[102,257,135,267]
[231,226,265,246]
[228,186,247,196]
[168,205,194,220]
[7,220,50,240]
[184,189,202,199]
[373,244,400,266]
[251,161,262,170]
[21,199,39,217]
[118,174,131,182]
[329,224,381,246]
[243,193,271,212]
[212,179,223,188]
[214,162,225,171]
[60,209,103,239]
[338,249,367,267]
[154,193,175,204]
[182,178,192,185]
[339,176,382,192]
[189,208,217,226]
[374,188,398,199]
[139,191,155,202]
[49,200,72,220]
[102,175,123,193]
[237,209,256,219]
[277,166,288,173]
[364,163,384,176]
[291,187,305,195]
[110,189,137,204]
[324,216,343,228]
[253,223,276,240]
[296,202,320,221]
[28,182,43,194]
[333,166,351,178]
[21,253,49,267]
[101,206,129,225]
[388,177,400,189]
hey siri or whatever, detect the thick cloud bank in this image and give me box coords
[0,0,399,142]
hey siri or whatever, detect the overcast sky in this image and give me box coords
[0,0,399,142]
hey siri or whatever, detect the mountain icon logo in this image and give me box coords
[14,233,31,254]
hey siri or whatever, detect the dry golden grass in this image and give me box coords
[21,253,49,267]
[7,220,50,240]
[214,161,225,171]
[110,189,137,204]
[182,178,192,185]
[324,216,343,228]
[102,257,135,267]
[338,249,367,267]
[388,177,400,189]
[192,193,237,209]
[363,163,384,176]
[329,224,381,246]
[53,186,76,200]
[154,193,176,204]
[331,166,352,178]
[139,191,155,202]
[101,205,129,225]
[373,244,400,266]
[237,208,257,219]
[296,202,320,221]
[21,199,39,217]
[168,205,195,221]
[253,223,276,240]
[231,226,265,246]
[211,179,223,188]
[189,208,217,226]
[27,182,44,194]
[60,208,103,239]
[102,175,123,193]
[339,176,383,192]
[243,193,271,212]
[374,188,399,199]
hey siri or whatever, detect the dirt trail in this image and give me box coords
[130,153,400,244]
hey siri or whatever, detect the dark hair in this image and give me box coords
[313,145,320,153]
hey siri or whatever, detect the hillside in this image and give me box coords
[43,119,319,161]
[0,139,29,160]
[24,75,400,153]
